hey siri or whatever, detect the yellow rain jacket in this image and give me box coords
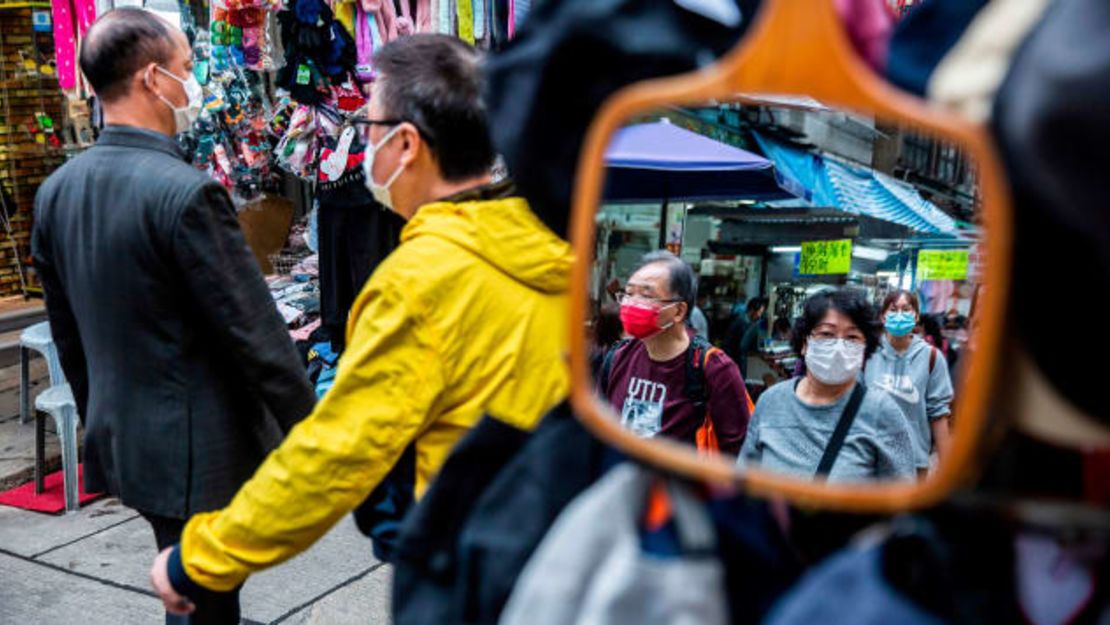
[177,187,571,591]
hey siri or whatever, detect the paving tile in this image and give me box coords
[0,551,164,624]
[38,513,380,624]
[0,497,137,558]
[278,565,393,625]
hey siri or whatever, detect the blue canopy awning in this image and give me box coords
[603,121,797,202]
[754,132,958,235]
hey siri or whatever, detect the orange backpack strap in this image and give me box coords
[696,347,722,454]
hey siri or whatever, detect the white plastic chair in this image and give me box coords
[34,384,80,513]
[20,322,81,513]
[20,321,66,425]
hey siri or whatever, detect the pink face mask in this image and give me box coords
[619,301,676,340]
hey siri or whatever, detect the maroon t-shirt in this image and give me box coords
[603,341,751,456]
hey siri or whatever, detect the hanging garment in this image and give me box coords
[392,402,615,625]
[355,4,383,81]
[316,174,404,351]
[926,0,1051,123]
[414,0,433,33]
[483,0,759,236]
[885,0,989,95]
[51,0,96,92]
[763,540,949,625]
[991,0,1110,423]
[458,0,475,43]
[765,507,1110,625]
[499,464,729,625]
[832,0,894,72]
[474,0,485,39]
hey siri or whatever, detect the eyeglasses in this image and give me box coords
[809,330,866,346]
[350,117,436,146]
[616,292,682,306]
[350,117,405,128]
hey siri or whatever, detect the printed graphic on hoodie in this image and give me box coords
[872,373,921,405]
[621,377,667,437]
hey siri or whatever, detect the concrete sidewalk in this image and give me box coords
[0,501,393,624]
[0,358,394,624]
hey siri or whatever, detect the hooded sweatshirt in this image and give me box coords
[173,185,573,592]
[864,335,953,468]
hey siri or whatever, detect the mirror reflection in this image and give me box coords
[589,98,982,483]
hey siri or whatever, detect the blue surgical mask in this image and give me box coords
[885,311,917,337]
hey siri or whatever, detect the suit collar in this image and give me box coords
[95,125,185,160]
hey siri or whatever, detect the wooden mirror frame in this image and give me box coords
[567,0,1012,512]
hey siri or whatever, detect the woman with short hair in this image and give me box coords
[739,289,915,482]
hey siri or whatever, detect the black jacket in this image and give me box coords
[32,126,315,518]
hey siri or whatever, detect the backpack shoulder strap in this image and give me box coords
[599,338,634,393]
[815,382,868,478]
[684,335,714,408]
[929,346,938,374]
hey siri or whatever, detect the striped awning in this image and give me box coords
[754,133,958,235]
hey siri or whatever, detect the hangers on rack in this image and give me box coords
[566,0,1014,514]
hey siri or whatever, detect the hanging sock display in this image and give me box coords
[457,0,474,44]
[473,0,485,40]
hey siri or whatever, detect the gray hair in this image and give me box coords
[636,251,698,320]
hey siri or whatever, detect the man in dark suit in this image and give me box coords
[31,9,314,623]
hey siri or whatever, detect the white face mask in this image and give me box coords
[805,338,865,385]
[152,66,203,134]
[362,125,406,211]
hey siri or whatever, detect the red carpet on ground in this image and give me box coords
[0,464,104,514]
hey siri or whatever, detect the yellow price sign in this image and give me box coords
[799,239,852,275]
[916,249,969,281]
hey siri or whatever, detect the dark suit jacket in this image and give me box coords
[32,125,316,518]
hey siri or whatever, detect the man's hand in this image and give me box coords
[150,547,196,616]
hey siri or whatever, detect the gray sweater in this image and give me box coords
[738,379,916,482]
[864,336,953,468]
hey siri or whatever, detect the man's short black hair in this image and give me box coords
[747,296,768,315]
[791,289,883,359]
[79,8,176,103]
[373,34,495,182]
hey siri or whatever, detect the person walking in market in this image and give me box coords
[31,9,316,624]
[739,289,917,482]
[598,251,751,457]
[724,295,768,379]
[149,34,572,615]
[865,289,954,477]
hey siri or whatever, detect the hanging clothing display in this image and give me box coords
[499,465,729,625]
[183,42,278,203]
[209,0,282,72]
[50,0,95,92]
[991,0,1110,423]
[884,0,989,96]
[925,0,1051,123]
[316,175,404,350]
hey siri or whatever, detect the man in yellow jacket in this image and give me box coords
[150,34,572,614]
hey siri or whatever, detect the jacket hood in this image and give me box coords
[402,196,573,294]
